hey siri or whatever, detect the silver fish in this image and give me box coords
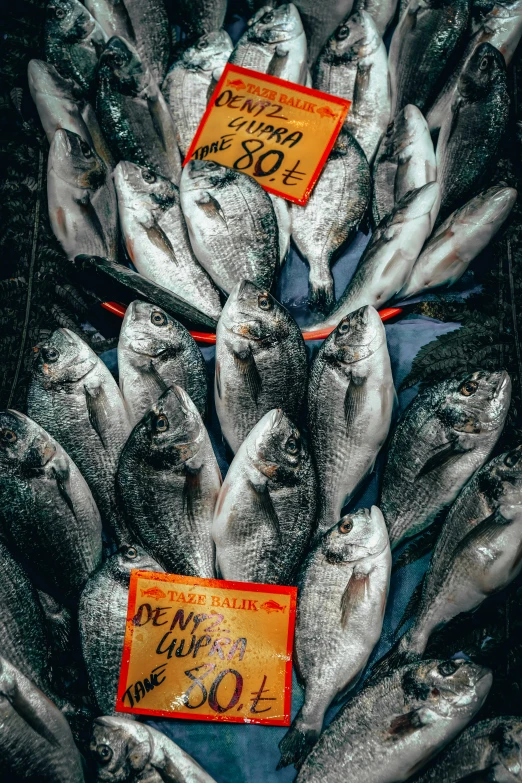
[270,193,292,265]
[180,161,278,295]
[308,306,395,534]
[212,409,317,584]
[47,128,118,261]
[353,0,399,35]
[381,370,511,550]
[118,300,209,425]
[114,161,222,321]
[292,0,355,64]
[116,386,221,578]
[173,0,228,46]
[91,716,218,782]
[27,328,132,544]
[399,185,517,299]
[84,0,135,44]
[292,128,371,312]
[122,0,171,84]
[230,4,308,84]
[0,410,102,603]
[297,658,492,782]
[214,281,307,454]
[162,30,233,156]
[278,507,391,769]
[79,545,163,714]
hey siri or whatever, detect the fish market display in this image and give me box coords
[117,386,221,578]
[213,409,317,584]
[308,306,395,534]
[180,161,279,295]
[279,507,391,769]
[292,128,371,312]
[0,410,102,603]
[297,658,492,782]
[436,43,510,222]
[230,4,308,84]
[174,0,228,46]
[114,161,222,320]
[27,328,131,543]
[215,281,307,453]
[91,716,218,782]
[353,0,398,36]
[381,370,511,549]
[79,545,163,714]
[162,30,233,156]
[118,300,209,425]
[97,37,181,183]
[293,0,355,64]
[47,128,118,261]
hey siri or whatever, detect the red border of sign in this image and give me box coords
[116,570,298,725]
[183,63,350,206]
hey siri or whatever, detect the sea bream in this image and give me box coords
[292,0,355,64]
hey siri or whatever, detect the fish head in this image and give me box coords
[181,159,235,192]
[32,328,98,388]
[454,185,517,228]
[441,370,511,435]
[483,446,522,505]
[112,545,163,581]
[139,386,203,467]
[45,0,96,41]
[247,3,304,45]
[182,30,233,71]
[325,305,385,365]
[0,410,58,472]
[323,506,389,563]
[489,718,522,781]
[247,409,305,483]
[326,10,381,61]
[114,161,178,209]
[49,128,107,190]
[222,280,291,349]
[91,716,152,780]
[119,300,184,360]
[459,42,507,100]
[27,59,82,102]
[99,36,150,95]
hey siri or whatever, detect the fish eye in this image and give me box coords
[154,414,169,433]
[258,293,272,310]
[0,429,17,445]
[96,744,113,762]
[205,161,218,169]
[339,517,353,534]
[198,39,209,49]
[150,310,167,326]
[479,55,491,71]
[337,25,350,40]
[459,380,479,396]
[51,5,66,19]
[430,687,440,697]
[285,436,299,455]
[338,319,350,334]
[42,346,60,363]
[504,451,521,467]
[438,660,460,677]
[126,547,138,559]
[262,11,274,22]
[79,140,93,159]
[142,169,156,183]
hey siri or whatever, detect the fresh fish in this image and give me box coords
[47,128,118,261]
[118,300,209,425]
[292,128,371,312]
[96,37,181,183]
[292,0,355,64]
[313,182,439,330]
[27,59,113,168]
[0,657,85,783]
[388,0,469,116]
[27,328,132,544]
[214,281,307,454]
[44,0,107,95]
[428,0,522,131]
[372,104,437,229]
[308,306,395,534]
[91,716,218,782]
[114,161,222,321]
[173,0,228,46]
[212,409,317,584]
[79,545,163,714]
[84,0,135,45]
[0,410,102,603]
[278,507,391,769]
[117,386,221,578]
[297,658,492,782]
[229,4,308,84]
[399,185,517,299]
[270,193,292,265]
[120,0,170,84]
[180,161,278,295]
[436,43,510,222]
[162,30,233,156]
[381,370,511,550]
[353,0,399,35]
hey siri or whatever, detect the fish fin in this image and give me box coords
[139,360,169,401]
[143,221,177,261]
[368,636,421,684]
[196,192,227,227]
[395,580,424,635]
[50,464,78,521]
[278,717,318,769]
[341,568,371,628]
[344,375,367,432]
[8,683,61,747]
[309,276,334,313]
[267,45,289,78]
[84,383,110,449]
[387,707,434,739]
[233,345,262,403]
[416,441,463,478]
[77,196,109,255]
[447,98,461,145]
[215,359,222,400]
[183,468,202,524]
[248,481,281,543]
[392,525,440,573]
[352,61,372,110]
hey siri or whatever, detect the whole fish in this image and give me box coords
[0,410,102,603]
[173,0,228,46]
[114,161,222,321]
[229,4,308,84]
[313,182,439,330]
[121,0,170,84]
[79,545,163,714]
[292,129,371,312]
[0,657,85,783]
[399,185,517,299]
[212,409,317,584]
[372,104,437,229]
[292,0,355,64]
[118,300,209,425]
[278,507,391,769]
[117,386,221,578]
[84,0,135,45]
[162,30,233,156]
[381,370,511,550]
[214,281,307,454]
[97,37,181,183]
[47,128,118,261]
[428,0,522,131]
[27,328,132,544]
[91,716,218,782]
[44,0,107,95]
[297,658,492,782]
[180,161,278,295]
[270,193,292,265]
[353,0,399,35]
[308,306,395,534]
[436,43,510,222]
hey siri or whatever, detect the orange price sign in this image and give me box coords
[184,64,350,205]
[116,571,297,725]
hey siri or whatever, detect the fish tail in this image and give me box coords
[277,717,319,770]
[308,276,335,314]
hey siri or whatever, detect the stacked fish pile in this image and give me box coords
[1,0,522,781]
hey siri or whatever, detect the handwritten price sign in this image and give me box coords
[183,64,350,205]
[117,571,297,725]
